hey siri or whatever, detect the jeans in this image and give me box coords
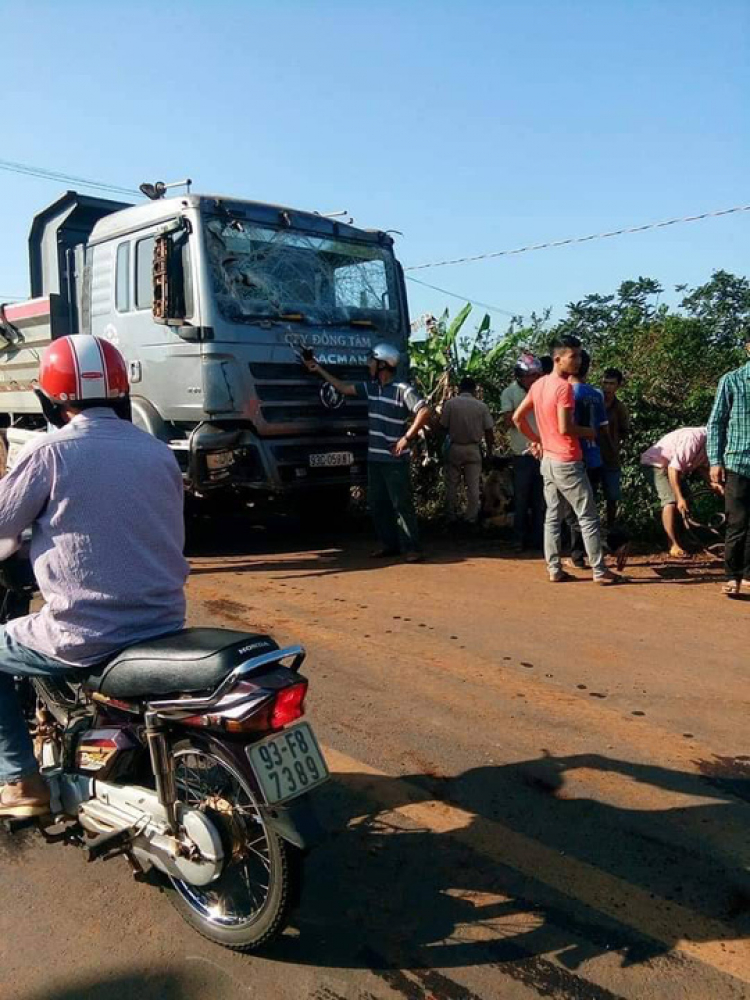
[569,466,602,562]
[569,467,630,562]
[512,454,545,548]
[541,458,606,579]
[725,470,750,582]
[0,626,73,783]
[445,443,483,522]
[368,461,421,553]
[600,466,622,503]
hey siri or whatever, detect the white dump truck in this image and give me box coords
[0,189,411,515]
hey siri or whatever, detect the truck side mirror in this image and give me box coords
[152,227,189,326]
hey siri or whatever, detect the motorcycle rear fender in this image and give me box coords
[262,796,326,851]
[170,731,326,850]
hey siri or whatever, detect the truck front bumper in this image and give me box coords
[180,422,368,494]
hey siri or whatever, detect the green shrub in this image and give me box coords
[409,271,749,534]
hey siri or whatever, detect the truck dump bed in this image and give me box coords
[0,190,129,420]
[0,296,67,416]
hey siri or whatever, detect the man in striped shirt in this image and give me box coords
[306,343,432,561]
[707,329,750,595]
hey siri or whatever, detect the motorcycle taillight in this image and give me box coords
[270,680,308,730]
[179,678,308,734]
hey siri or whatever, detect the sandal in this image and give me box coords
[549,570,576,583]
[722,580,742,597]
[595,572,626,586]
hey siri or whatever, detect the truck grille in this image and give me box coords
[248,362,368,428]
[249,362,364,382]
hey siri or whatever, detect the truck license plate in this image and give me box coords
[247,723,329,805]
[309,451,354,468]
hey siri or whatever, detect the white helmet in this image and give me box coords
[371,343,400,369]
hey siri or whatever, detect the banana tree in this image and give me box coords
[409,304,490,406]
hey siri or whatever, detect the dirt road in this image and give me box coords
[2,523,750,1000]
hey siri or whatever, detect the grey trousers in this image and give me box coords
[445,443,483,522]
[541,457,606,579]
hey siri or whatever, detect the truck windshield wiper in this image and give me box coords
[240,311,307,323]
[318,318,377,329]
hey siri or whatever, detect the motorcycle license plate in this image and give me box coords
[309,451,354,468]
[247,723,330,805]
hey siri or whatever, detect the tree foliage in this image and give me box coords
[408,270,749,532]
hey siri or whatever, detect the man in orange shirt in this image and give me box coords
[513,335,620,585]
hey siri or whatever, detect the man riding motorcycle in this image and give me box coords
[0,335,188,818]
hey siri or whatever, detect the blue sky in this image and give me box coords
[1,1,747,334]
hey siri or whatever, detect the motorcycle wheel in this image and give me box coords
[164,739,302,952]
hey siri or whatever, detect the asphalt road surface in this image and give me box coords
[3,521,750,1000]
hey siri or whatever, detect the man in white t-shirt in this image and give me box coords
[500,354,544,550]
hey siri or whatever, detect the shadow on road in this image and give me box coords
[185,511,519,578]
[16,971,191,1000]
[4,753,750,997]
[278,751,750,989]
[185,512,728,591]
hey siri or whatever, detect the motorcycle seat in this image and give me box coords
[81,627,280,699]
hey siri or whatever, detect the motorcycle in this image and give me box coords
[0,551,328,952]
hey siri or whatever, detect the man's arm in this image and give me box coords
[707,375,731,489]
[439,399,451,430]
[512,394,540,444]
[482,405,495,457]
[304,360,358,397]
[500,387,515,431]
[392,404,433,457]
[618,400,631,437]
[558,407,596,440]
[667,465,689,517]
[0,446,53,539]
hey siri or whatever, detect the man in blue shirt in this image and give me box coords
[306,343,432,561]
[707,329,750,596]
[563,350,629,570]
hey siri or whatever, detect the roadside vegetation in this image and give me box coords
[409,270,750,533]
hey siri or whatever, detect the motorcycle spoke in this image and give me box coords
[171,748,274,927]
[245,843,271,872]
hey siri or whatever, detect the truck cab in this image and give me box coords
[0,190,411,507]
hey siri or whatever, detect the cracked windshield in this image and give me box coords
[205,217,400,331]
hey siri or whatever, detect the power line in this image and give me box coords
[405,203,750,272]
[0,158,139,198]
[406,275,517,318]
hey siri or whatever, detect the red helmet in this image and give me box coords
[38,335,129,405]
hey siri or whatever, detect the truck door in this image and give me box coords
[88,228,203,430]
